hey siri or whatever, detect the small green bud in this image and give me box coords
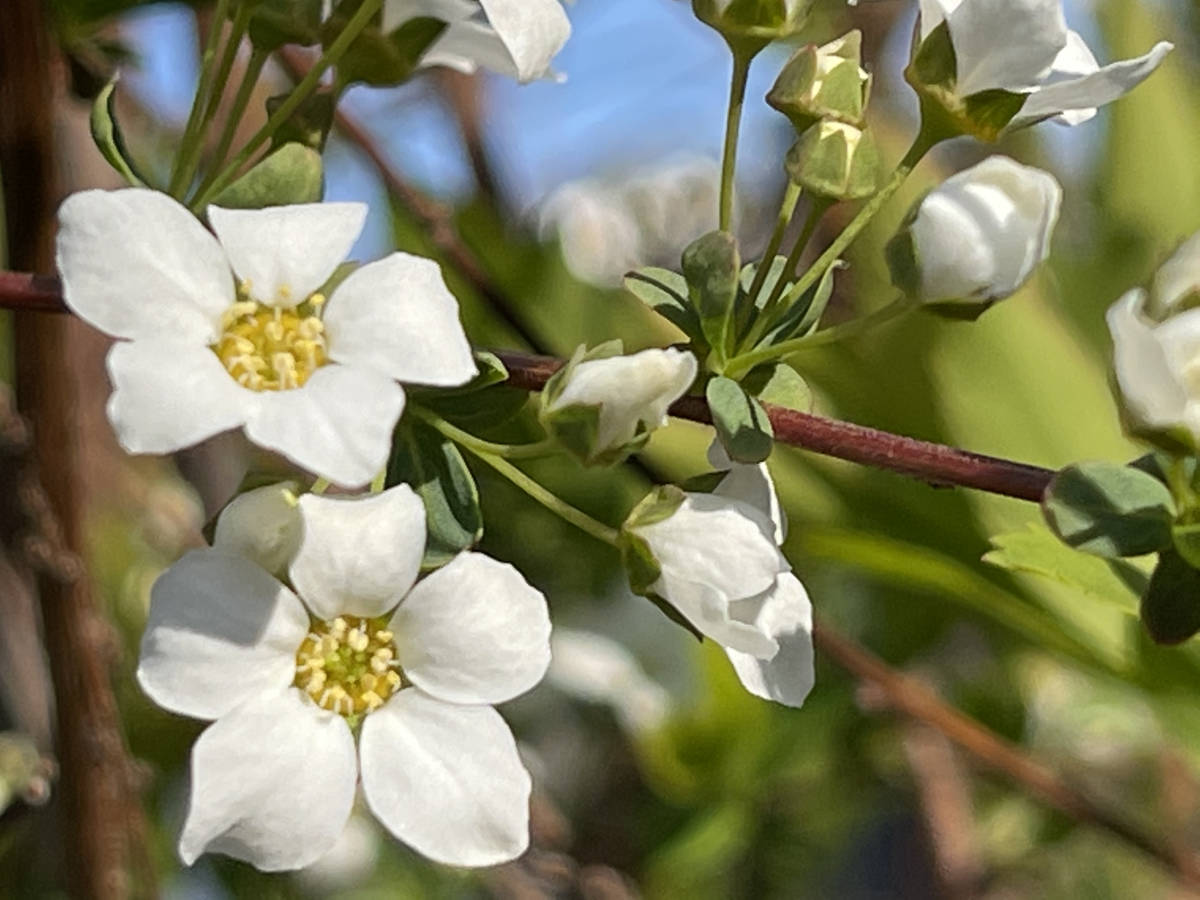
[784,121,881,201]
[692,0,814,45]
[767,30,871,133]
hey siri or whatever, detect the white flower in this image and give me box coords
[629,447,814,707]
[901,156,1061,306]
[56,190,476,488]
[548,629,670,734]
[1107,231,1200,443]
[137,484,552,870]
[545,348,697,457]
[384,0,571,83]
[917,0,1172,129]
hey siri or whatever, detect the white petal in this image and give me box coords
[918,0,953,42]
[137,549,309,721]
[476,0,571,83]
[323,253,475,387]
[213,482,302,576]
[290,485,426,621]
[243,364,406,489]
[1014,41,1174,128]
[359,691,531,867]
[208,204,366,307]
[382,0,475,34]
[57,189,232,342]
[1154,231,1200,313]
[548,629,670,733]
[945,0,1066,96]
[106,340,252,454]
[392,553,551,705]
[725,574,814,708]
[1106,290,1190,433]
[179,689,357,871]
[709,441,786,545]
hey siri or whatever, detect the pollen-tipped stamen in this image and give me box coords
[294,614,405,717]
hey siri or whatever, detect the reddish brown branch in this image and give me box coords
[815,619,1200,889]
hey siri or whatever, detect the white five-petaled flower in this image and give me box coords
[384,0,571,83]
[138,483,552,870]
[629,445,814,708]
[916,0,1172,130]
[898,156,1062,306]
[544,348,698,459]
[56,190,476,488]
[1106,231,1200,444]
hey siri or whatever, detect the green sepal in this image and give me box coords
[706,376,774,463]
[679,471,727,493]
[742,362,812,412]
[625,267,704,341]
[244,0,324,51]
[386,418,484,569]
[785,123,881,201]
[692,0,812,43]
[1042,461,1176,558]
[620,485,704,641]
[325,3,447,88]
[210,142,323,209]
[682,232,740,367]
[89,77,146,188]
[767,31,869,132]
[1141,549,1200,645]
[265,91,336,151]
[623,483,688,532]
[759,260,842,346]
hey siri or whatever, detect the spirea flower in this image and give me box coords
[56,190,475,488]
[384,0,571,83]
[913,0,1172,134]
[1106,231,1200,445]
[541,346,698,464]
[888,156,1062,309]
[137,484,552,870]
[623,444,814,707]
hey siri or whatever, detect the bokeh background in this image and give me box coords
[2,0,1200,896]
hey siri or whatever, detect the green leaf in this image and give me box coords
[741,362,812,412]
[247,0,323,50]
[1173,516,1200,569]
[682,232,740,364]
[984,525,1145,617]
[624,267,702,338]
[706,376,774,464]
[761,260,842,345]
[1042,461,1176,558]
[89,78,145,187]
[386,419,483,568]
[1141,549,1200,645]
[328,7,447,88]
[210,142,323,209]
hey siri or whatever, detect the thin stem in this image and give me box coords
[190,47,268,202]
[421,412,620,546]
[778,130,937,312]
[410,408,557,459]
[718,46,754,232]
[169,0,233,197]
[728,295,915,375]
[745,181,802,305]
[190,0,382,212]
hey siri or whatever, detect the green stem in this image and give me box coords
[777,130,937,313]
[727,295,914,376]
[718,45,755,232]
[410,409,557,460]
[190,0,382,212]
[745,181,802,305]
[169,0,233,197]
[420,412,619,546]
[190,47,268,201]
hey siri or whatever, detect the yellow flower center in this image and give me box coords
[294,615,404,718]
[214,287,328,391]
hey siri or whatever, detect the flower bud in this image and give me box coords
[540,344,698,466]
[886,156,1061,313]
[784,121,881,201]
[692,0,813,45]
[767,31,871,133]
[1106,230,1200,448]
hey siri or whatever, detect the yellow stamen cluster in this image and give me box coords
[294,615,404,717]
[214,291,328,391]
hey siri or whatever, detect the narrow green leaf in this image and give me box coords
[625,267,702,338]
[386,420,483,568]
[706,376,774,463]
[1042,461,1176,558]
[1141,549,1200,645]
[89,78,146,187]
